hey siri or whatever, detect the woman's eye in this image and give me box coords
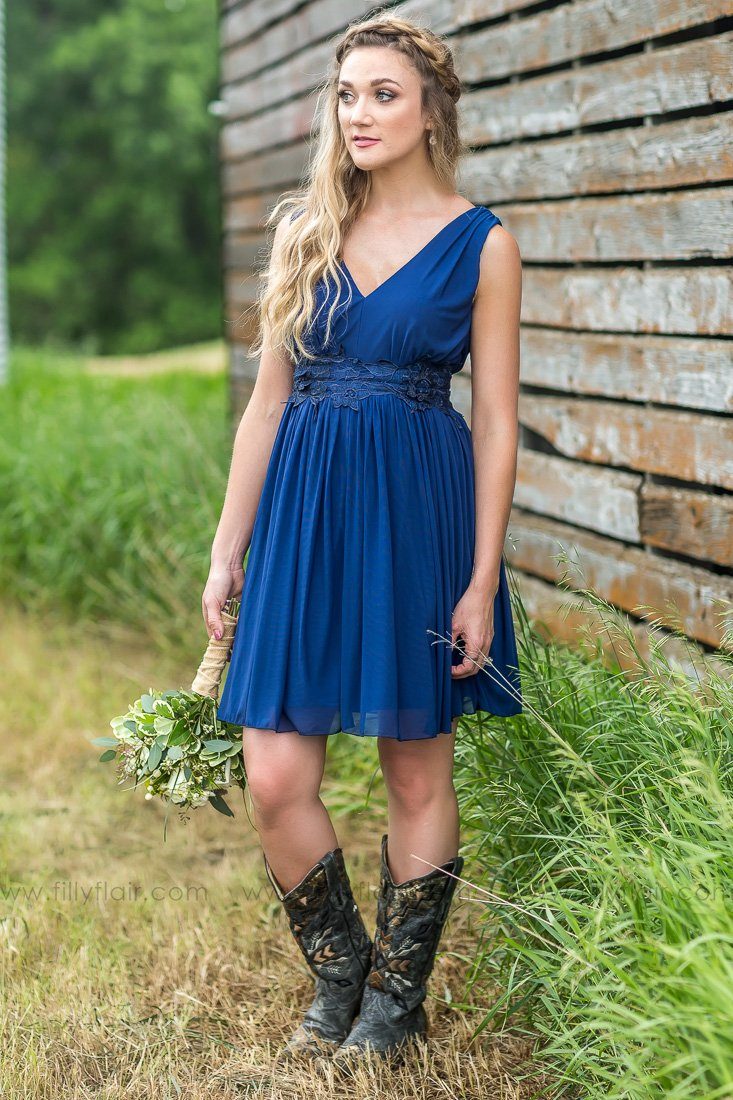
[338,90,394,103]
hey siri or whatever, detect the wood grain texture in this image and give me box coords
[455,0,731,80]
[519,395,733,489]
[505,510,733,647]
[514,571,731,677]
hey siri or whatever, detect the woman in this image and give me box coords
[202,12,523,1064]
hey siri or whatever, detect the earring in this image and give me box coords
[428,132,437,145]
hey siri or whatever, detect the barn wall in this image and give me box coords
[217,0,733,664]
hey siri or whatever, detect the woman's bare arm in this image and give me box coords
[468,224,522,596]
[450,223,522,678]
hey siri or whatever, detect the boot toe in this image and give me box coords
[333,1011,427,1062]
[278,1022,343,1061]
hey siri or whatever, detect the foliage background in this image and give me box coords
[8,0,222,354]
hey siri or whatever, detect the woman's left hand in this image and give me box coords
[450,586,496,678]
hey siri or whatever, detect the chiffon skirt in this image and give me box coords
[216,393,522,740]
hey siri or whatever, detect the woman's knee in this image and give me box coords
[382,763,455,814]
[242,729,324,823]
[379,733,456,812]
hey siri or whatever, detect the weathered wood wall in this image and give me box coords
[218,0,733,667]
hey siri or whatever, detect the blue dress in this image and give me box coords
[217,204,523,740]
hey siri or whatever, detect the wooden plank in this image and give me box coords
[221,0,369,86]
[223,232,263,269]
[518,395,733,488]
[221,146,305,196]
[522,267,732,336]
[221,95,319,160]
[221,0,302,51]
[504,188,733,262]
[457,0,538,19]
[222,195,275,233]
[225,271,260,309]
[514,450,642,541]
[513,570,731,678]
[505,511,733,648]
[460,112,733,201]
[222,39,334,121]
[515,453,733,569]
[517,329,732,414]
[456,0,731,82]
[462,33,733,144]
[641,484,733,568]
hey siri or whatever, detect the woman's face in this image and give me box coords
[336,47,430,169]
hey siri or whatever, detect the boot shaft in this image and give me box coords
[264,845,372,987]
[367,833,464,1010]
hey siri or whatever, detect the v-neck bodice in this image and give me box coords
[339,205,478,302]
[301,204,502,373]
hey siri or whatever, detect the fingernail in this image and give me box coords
[215,630,222,640]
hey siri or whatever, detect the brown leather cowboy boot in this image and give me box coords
[263,845,373,1059]
[333,832,464,1063]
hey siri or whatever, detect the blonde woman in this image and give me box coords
[203,11,523,1064]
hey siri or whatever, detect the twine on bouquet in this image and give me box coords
[191,598,240,698]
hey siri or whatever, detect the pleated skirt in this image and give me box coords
[216,394,522,740]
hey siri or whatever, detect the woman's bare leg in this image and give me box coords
[242,727,337,893]
[377,717,460,883]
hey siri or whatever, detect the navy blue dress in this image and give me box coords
[217,204,523,740]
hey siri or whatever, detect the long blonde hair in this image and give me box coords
[242,10,468,365]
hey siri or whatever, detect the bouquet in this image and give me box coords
[93,597,244,821]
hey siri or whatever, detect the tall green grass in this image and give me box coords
[456,569,733,1098]
[0,346,231,659]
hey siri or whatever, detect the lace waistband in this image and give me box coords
[283,353,455,414]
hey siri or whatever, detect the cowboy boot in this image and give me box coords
[333,832,464,1062]
[263,844,373,1059]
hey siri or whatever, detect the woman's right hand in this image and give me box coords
[202,564,244,640]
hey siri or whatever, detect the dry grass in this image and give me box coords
[82,340,227,378]
[0,604,558,1099]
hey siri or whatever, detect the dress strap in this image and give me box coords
[468,207,503,298]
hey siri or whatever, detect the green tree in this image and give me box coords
[8,0,221,353]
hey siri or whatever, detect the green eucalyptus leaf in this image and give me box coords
[147,742,164,772]
[91,736,120,747]
[209,793,234,818]
[99,749,117,762]
[167,725,190,747]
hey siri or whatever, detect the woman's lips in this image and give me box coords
[353,137,379,147]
